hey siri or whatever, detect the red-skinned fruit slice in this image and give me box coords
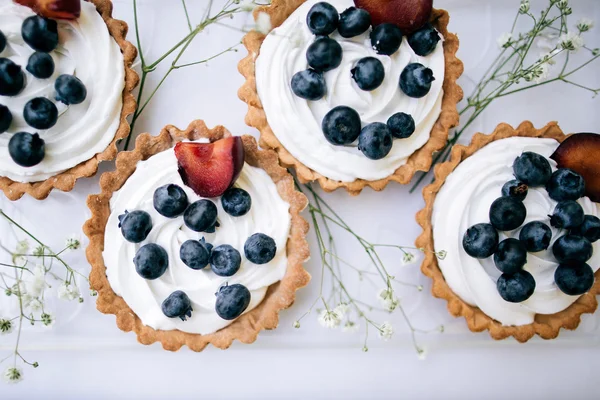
[175,137,245,198]
[354,0,432,34]
[14,0,81,20]
[550,132,600,203]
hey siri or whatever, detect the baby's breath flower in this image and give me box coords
[560,31,584,52]
[577,18,594,33]
[497,32,513,49]
[0,319,13,334]
[15,239,29,255]
[525,63,550,83]
[334,303,350,319]
[436,250,447,260]
[362,346,368,352]
[40,312,54,327]
[318,309,341,329]
[3,367,22,383]
[539,50,558,66]
[593,48,600,56]
[255,12,272,35]
[65,234,81,250]
[342,321,359,333]
[519,0,530,14]
[90,289,98,297]
[378,322,394,341]
[417,346,427,361]
[236,1,257,12]
[27,297,43,312]
[32,245,45,257]
[293,320,300,328]
[58,283,80,301]
[401,252,415,265]
[556,0,571,15]
[377,288,400,312]
[5,287,12,296]
[24,265,47,298]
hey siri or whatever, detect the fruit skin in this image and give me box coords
[306,37,343,72]
[554,262,595,296]
[357,122,393,160]
[519,221,552,252]
[512,151,552,187]
[215,284,251,320]
[221,187,252,217]
[497,270,536,303]
[133,243,169,280]
[306,2,339,36]
[493,238,527,275]
[291,69,326,101]
[244,233,277,265]
[462,223,499,259]
[15,0,81,20]
[8,132,45,167]
[501,180,528,202]
[180,238,212,270]
[549,200,584,229]
[370,23,403,56]
[351,57,385,91]
[407,23,440,56]
[321,105,361,145]
[552,235,593,263]
[570,215,600,243]
[21,15,58,53]
[355,0,433,34]
[118,210,153,244]
[161,290,193,321]
[26,52,55,79]
[0,105,12,133]
[183,200,219,233]
[23,97,58,130]
[0,31,6,53]
[175,137,245,198]
[0,58,26,96]
[387,112,415,139]
[210,244,242,277]
[545,168,585,202]
[399,63,435,98]
[153,184,189,218]
[338,7,371,38]
[55,74,87,105]
[489,197,527,231]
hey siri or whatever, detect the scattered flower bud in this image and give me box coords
[293,320,300,328]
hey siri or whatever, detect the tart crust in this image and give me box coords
[84,120,311,351]
[0,0,139,201]
[416,121,600,343]
[238,0,464,196]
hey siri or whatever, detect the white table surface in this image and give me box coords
[2,0,600,398]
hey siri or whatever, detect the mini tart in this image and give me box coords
[416,121,600,342]
[238,0,463,196]
[0,0,138,201]
[84,120,310,351]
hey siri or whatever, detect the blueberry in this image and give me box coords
[118,210,152,243]
[184,200,218,233]
[210,245,241,277]
[0,31,6,53]
[489,197,527,231]
[0,58,25,96]
[0,104,12,133]
[180,238,212,270]
[512,151,552,187]
[463,224,498,260]
[358,122,393,160]
[338,7,371,38]
[501,180,528,202]
[570,215,600,243]
[399,63,435,98]
[133,243,168,280]
[370,23,403,55]
[161,290,193,321]
[493,238,527,275]
[306,2,339,36]
[554,262,595,296]
[386,112,415,139]
[222,188,252,217]
[496,270,536,303]
[519,221,552,252]
[306,37,343,72]
[552,234,593,263]
[55,74,87,105]
[407,23,440,57]
[244,233,277,265]
[23,97,58,130]
[153,184,189,218]
[351,57,385,91]
[26,52,55,79]
[546,168,585,202]
[8,132,45,167]
[549,200,584,229]
[291,69,326,100]
[215,283,251,320]
[321,105,361,145]
[21,16,58,53]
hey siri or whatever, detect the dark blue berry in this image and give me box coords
[221,188,252,217]
[23,97,58,130]
[519,221,552,252]
[0,58,25,96]
[358,122,393,160]
[399,63,435,98]
[501,180,528,201]
[0,104,12,133]
[55,74,87,105]
[550,200,584,229]
[26,52,55,79]
[8,132,44,167]
[180,238,212,270]
[306,2,339,36]
[306,37,343,72]
[134,243,168,280]
[0,31,6,53]
[554,262,595,296]
[407,23,440,56]
[291,69,326,100]
[153,184,188,218]
[338,7,371,38]
[462,223,499,258]
[210,245,241,277]
[184,200,218,233]
[161,290,193,321]
[546,168,585,202]
[512,152,552,187]
[493,238,527,275]
[321,105,361,145]
[215,283,251,320]
[489,197,527,231]
[386,112,415,139]
[351,57,384,91]
[118,210,152,243]
[497,270,536,303]
[21,16,58,53]
[244,233,277,265]
[370,23,403,55]
[570,215,600,243]
[552,235,593,263]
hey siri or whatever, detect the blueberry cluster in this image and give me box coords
[0,16,87,167]
[119,184,278,321]
[462,152,599,303]
[290,2,440,160]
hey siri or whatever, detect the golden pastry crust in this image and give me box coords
[0,0,139,201]
[84,120,311,351]
[416,121,600,343]
[238,0,464,196]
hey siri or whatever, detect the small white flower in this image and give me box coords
[24,265,47,298]
[402,252,416,265]
[519,0,530,14]
[15,239,29,255]
[333,303,350,319]
[27,297,43,312]
[577,18,594,33]
[378,321,394,341]
[497,32,513,49]
[3,367,22,383]
[377,288,400,312]
[0,319,13,334]
[436,250,447,260]
[560,32,584,52]
[318,309,341,329]
[293,320,300,328]
[65,234,82,250]
[255,12,272,35]
[556,0,571,14]
[238,1,257,12]
[525,63,550,84]
[417,346,428,360]
[32,245,45,258]
[342,321,360,333]
[539,50,558,66]
[57,283,80,301]
[40,312,54,327]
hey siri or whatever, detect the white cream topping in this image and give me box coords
[103,145,291,335]
[433,137,600,326]
[255,0,445,182]
[0,0,124,182]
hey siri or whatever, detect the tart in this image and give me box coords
[0,0,138,201]
[239,0,463,195]
[84,120,310,351]
[416,121,600,342]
